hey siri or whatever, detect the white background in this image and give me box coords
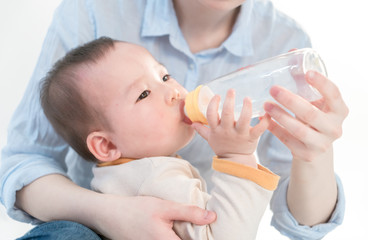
[0,0,367,239]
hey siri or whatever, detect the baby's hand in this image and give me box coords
[192,89,270,168]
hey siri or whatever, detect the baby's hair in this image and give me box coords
[40,37,116,162]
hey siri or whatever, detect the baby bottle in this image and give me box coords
[184,48,326,124]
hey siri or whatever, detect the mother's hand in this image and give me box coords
[264,70,348,163]
[95,195,216,240]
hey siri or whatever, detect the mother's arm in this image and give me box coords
[264,71,348,225]
[16,174,215,240]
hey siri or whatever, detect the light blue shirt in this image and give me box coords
[0,0,344,239]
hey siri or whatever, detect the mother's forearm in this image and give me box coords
[287,148,337,226]
[15,174,101,228]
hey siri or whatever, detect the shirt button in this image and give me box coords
[189,63,194,69]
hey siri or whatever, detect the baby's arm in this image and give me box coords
[191,89,279,239]
[95,157,278,240]
[207,160,278,239]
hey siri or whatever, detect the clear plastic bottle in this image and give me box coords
[184,48,327,124]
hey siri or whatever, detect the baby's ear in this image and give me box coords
[86,131,121,162]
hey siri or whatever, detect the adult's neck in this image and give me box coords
[173,0,241,53]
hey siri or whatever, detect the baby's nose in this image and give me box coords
[166,88,180,104]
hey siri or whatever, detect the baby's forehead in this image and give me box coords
[79,42,164,89]
[114,41,158,63]
[116,41,149,54]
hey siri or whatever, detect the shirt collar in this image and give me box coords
[96,155,182,167]
[97,158,135,167]
[141,0,175,37]
[141,0,254,57]
[223,0,254,57]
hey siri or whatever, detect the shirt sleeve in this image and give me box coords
[207,157,280,240]
[258,130,345,240]
[0,0,95,224]
[270,175,345,240]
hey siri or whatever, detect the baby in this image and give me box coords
[40,37,279,240]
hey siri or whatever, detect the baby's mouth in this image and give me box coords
[180,100,193,125]
[183,114,193,125]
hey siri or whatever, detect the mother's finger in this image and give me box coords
[264,101,324,146]
[267,117,303,152]
[269,85,331,133]
[306,71,349,118]
[163,201,216,225]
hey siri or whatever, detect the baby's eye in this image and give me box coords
[136,90,151,102]
[162,74,171,82]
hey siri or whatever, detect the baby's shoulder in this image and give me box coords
[146,156,193,169]
[144,156,202,179]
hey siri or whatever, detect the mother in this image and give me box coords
[1,0,348,239]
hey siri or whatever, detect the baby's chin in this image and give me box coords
[160,126,196,156]
[181,128,196,148]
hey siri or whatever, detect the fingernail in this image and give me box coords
[204,210,215,220]
[307,70,316,81]
[270,86,281,98]
[264,102,274,112]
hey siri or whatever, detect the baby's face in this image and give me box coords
[83,42,194,158]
